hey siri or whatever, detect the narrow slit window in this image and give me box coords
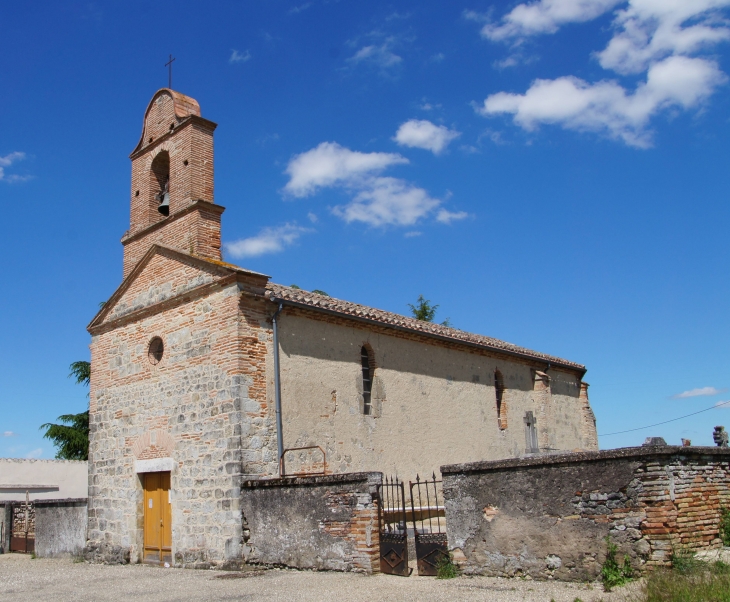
[495,370,506,430]
[361,346,373,415]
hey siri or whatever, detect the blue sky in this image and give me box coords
[1,0,729,458]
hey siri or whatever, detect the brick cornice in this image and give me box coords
[130,113,217,159]
[121,199,225,245]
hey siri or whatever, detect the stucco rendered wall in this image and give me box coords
[0,459,88,502]
[241,472,381,573]
[441,447,730,581]
[273,310,596,481]
[35,500,88,558]
[87,275,273,568]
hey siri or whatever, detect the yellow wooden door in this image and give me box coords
[143,472,172,564]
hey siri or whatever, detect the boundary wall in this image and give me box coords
[441,446,730,581]
[241,472,382,573]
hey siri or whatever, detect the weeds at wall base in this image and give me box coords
[601,537,633,592]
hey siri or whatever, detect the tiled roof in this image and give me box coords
[265,283,585,372]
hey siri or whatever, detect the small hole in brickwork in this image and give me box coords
[183,160,189,166]
[135,190,139,197]
[169,123,174,130]
[148,337,164,365]
[149,137,154,143]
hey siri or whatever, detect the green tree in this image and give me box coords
[408,295,451,327]
[40,361,90,460]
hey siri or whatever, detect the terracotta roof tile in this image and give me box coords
[265,283,585,372]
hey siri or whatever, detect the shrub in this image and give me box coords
[436,551,460,579]
[719,506,730,547]
[601,537,633,592]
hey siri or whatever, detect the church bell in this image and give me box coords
[157,190,170,216]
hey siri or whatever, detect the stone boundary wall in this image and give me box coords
[0,498,87,558]
[441,447,730,581]
[241,472,382,573]
[35,499,88,558]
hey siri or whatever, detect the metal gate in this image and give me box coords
[376,476,410,576]
[409,474,448,576]
[10,501,35,553]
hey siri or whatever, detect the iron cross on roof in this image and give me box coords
[165,54,176,89]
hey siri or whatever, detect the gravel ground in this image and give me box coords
[0,554,640,602]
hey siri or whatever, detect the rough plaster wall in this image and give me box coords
[0,459,87,501]
[241,473,381,573]
[88,283,248,567]
[443,459,643,580]
[35,502,87,558]
[273,312,593,480]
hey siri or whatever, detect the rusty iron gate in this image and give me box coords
[10,501,35,553]
[409,474,448,576]
[376,476,410,576]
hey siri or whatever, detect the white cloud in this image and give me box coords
[307,212,318,223]
[478,55,726,147]
[431,52,446,62]
[2,431,15,437]
[225,223,312,258]
[0,151,29,183]
[347,41,403,69]
[393,120,461,154]
[673,386,727,399]
[284,142,408,197]
[715,400,730,408]
[597,0,730,75]
[473,0,622,41]
[436,209,469,224]
[332,177,441,227]
[25,448,42,459]
[284,141,466,227]
[404,231,422,237]
[289,2,311,15]
[229,49,251,64]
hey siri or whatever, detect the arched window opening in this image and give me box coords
[361,346,373,415]
[495,370,507,430]
[150,151,170,217]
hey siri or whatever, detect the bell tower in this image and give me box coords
[121,89,224,277]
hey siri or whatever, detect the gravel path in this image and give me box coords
[0,554,639,602]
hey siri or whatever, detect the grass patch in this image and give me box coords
[435,551,460,579]
[643,560,730,602]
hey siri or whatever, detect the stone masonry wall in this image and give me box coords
[88,276,251,568]
[241,472,382,573]
[441,447,730,581]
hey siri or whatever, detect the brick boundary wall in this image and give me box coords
[241,472,382,573]
[441,447,730,581]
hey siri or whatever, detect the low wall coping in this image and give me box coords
[0,498,87,506]
[242,471,382,489]
[440,446,730,475]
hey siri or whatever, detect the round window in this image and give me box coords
[148,337,164,365]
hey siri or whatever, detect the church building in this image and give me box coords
[85,89,598,568]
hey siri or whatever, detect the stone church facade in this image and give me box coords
[85,89,598,567]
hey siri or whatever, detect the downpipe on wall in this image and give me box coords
[271,301,285,476]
